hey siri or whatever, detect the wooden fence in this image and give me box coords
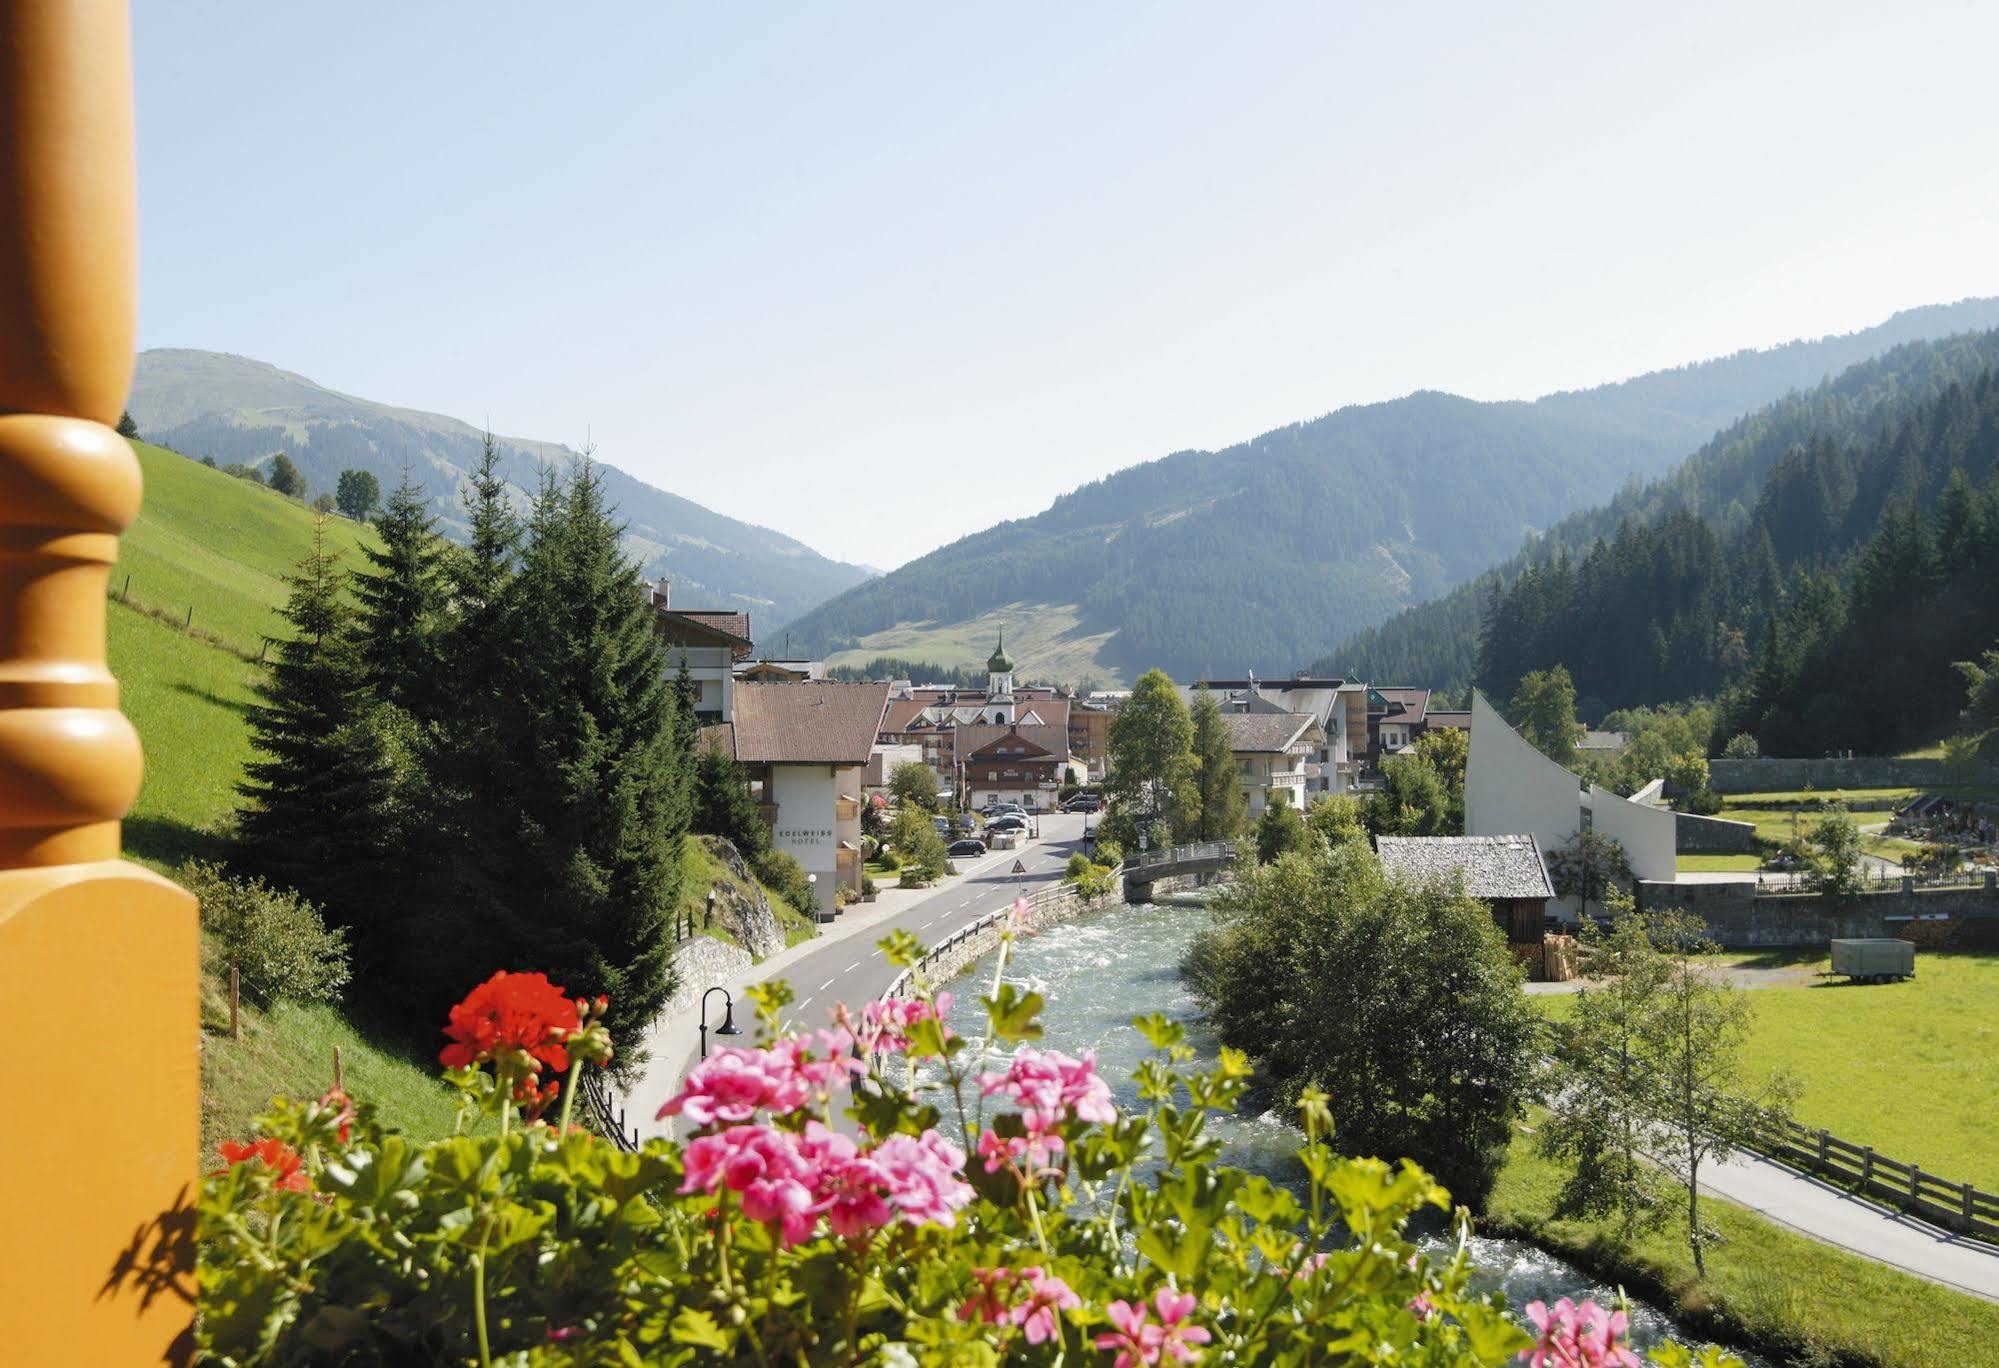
[1754,1116,1999,1243]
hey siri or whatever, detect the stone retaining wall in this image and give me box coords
[665,936,754,1018]
[1709,756,1999,794]
[1674,810,1762,854]
[1636,878,1999,946]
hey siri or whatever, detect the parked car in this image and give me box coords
[986,814,1028,834]
[1064,794,1101,813]
[948,838,987,857]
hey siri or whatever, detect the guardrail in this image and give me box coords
[1754,1116,1999,1243]
[581,1069,642,1153]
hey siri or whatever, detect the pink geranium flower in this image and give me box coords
[655,1046,811,1126]
[1520,1298,1641,1368]
[856,993,956,1057]
[976,1124,1066,1177]
[679,1124,823,1246]
[980,1047,1117,1131]
[871,1129,974,1227]
[1094,1287,1211,1367]
[1011,1266,1081,1344]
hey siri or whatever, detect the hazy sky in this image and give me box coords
[133,2,1999,568]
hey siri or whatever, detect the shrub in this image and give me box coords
[875,848,901,872]
[179,859,350,1005]
[1090,838,1123,868]
[193,956,1725,1366]
[1063,851,1092,881]
[1721,732,1760,759]
[753,848,817,917]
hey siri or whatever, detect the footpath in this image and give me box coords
[1699,1146,1999,1302]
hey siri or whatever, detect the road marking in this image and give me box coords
[798,997,813,1011]
[846,960,863,972]
[818,978,834,991]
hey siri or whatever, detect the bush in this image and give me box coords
[1186,841,1537,1209]
[753,848,817,917]
[875,848,901,872]
[1721,732,1760,759]
[179,859,350,1005]
[1063,851,1093,881]
[194,963,1721,1366]
[1090,838,1123,868]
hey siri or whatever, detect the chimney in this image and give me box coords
[650,579,671,609]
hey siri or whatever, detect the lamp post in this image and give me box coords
[698,986,741,1059]
[0,4,201,1359]
[705,887,716,929]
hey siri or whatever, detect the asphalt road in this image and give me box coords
[626,811,1091,1138]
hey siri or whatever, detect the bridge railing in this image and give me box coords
[1127,840,1236,872]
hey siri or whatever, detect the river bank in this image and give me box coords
[915,893,1999,1367]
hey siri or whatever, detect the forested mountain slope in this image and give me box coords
[786,300,1999,682]
[1317,327,1999,695]
[128,349,870,629]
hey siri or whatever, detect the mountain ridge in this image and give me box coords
[789,298,1999,682]
[128,348,872,631]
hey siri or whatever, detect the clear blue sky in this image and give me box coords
[133,1,1999,568]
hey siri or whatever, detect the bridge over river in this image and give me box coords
[1121,839,1237,898]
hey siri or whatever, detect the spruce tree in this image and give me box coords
[504,460,692,1051]
[693,737,769,859]
[353,466,445,720]
[236,517,393,931]
[1189,688,1246,840]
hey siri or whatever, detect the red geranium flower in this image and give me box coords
[440,971,581,1075]
[219,1137,311,1194]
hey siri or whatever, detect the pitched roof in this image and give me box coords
[965,728,1058,762]
[1375,835,1555,901]
[677,610,753,643]
[1371,687,1429,725]
[728,681,890,766]
[1217,710,1320,754]
[953,723,1070,763]
[696,721,734,755]
[1426,710,1471,731]
[654,605,754,654]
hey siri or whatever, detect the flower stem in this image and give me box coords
[472,1219,494,1368]
[556,1057,582,1135]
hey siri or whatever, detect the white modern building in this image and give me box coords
[1464,691,1676,918]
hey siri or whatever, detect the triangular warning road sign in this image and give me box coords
[1011,859,1027,874]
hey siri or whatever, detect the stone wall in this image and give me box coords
[664,936,754,1019]
[1637,877,1999,946]
[1674,810,1762,854]
[1708,756,1998,794]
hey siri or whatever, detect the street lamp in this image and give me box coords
[699,986,740,1059]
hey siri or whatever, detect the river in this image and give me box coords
[915,894,1764,1364]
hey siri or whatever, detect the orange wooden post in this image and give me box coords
[0,3,200,1362]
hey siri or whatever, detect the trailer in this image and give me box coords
[1830,938,1916,984]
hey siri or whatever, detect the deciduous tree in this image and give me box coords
[267,451,306,499]
[1105,668,1199,840]
[1509,665,1580,767]
[335,467,382,521]
[889,760,940,812]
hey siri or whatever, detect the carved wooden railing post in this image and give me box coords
[0,2,200,1362]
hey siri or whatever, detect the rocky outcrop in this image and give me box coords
[666,936,753,1020]
[703,837,785,959]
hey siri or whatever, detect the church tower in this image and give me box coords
[985,630,1016,725]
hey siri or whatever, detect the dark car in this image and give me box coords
[948,838,987,857]
[985,814,1028,833]
[1063,794,1101,813]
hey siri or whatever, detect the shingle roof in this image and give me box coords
[676,610,753,644]
[728,681,889,766]
[1426,710,1471,730]
[1217,711,1319,754]
[1375,835,1555,901]
[953,723,1071,763]
[1372,687,1429,725]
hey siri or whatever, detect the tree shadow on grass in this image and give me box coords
[123,814,230,869]
[171,679,255,712]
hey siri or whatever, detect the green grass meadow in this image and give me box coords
[1488,1125,1999,1367]
[106,444,463,1158]
[1733,952,1999,1189]
[116,440,377,655]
